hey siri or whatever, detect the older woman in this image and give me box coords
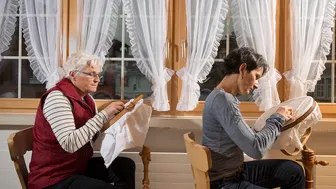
[28,52,135,189]
[203,47,304,189]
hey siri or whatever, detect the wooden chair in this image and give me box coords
[184,132,212,189]
[7,95,150,189]
[7,127,151,189]
[7,127,33,189]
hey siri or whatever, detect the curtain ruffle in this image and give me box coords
[284,0,336,98]
[231,0,247,47]
[124,0,158,81]
[151,68,175,111]
[196,0,228,83]
[79,0,121,57]
[124,0,172,111]
[176,67,200,111]
[22,0,61,89]
[306,0,335,93]
[99,0,121,56]
[176,0,229,111]
[231,0,279,111]
[0,0,19,59]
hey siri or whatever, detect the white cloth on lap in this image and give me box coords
[100,99,152,167]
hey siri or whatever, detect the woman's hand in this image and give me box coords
[275,106,294,121]
[104,101,125,120]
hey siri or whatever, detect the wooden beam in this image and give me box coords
[275,0,283,101]
[68,0,79,54]
[165,0,174,113]
[60,0,69,67]
[171,0,187,116]
[283,0,292,101]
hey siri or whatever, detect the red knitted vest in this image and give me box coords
[28,78,96,189]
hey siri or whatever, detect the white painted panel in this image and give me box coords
[134,163,192,173]
[316,186,336,189]
[0,130,20,149]
[0,121,336,189]
[316,176,336,186]
[316,167,336,176]
[0,170,22,189]
[135,182,194,189]
[120,152,190,164]
[135,173,193,183]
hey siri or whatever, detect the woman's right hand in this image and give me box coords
[275,106,294,121]
[104,101,125,120]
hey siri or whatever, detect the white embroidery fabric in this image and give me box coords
[101,99,152,167]
[254,96,322,152]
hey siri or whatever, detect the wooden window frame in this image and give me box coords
[1,0,336,118]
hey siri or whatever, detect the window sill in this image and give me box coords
[1,111,336,132]
[0,98,336,118]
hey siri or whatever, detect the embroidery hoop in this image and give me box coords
[279,101,316,155]
[254,96,321,156]
[100,94,144,132]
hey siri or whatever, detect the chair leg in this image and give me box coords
[140,145,151,189]
[296,145,329,189]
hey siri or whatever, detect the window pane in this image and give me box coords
[94,61,152,100]
[2,17,28,57]
[199,62,223,101]
[123,13,133,58]
[0,59,18,98]
[200,12,248,101]
[21,60,46,98]
[326,43,332,60]
[105,5,124,58]
[308,63,332,102]
[22,27,28,57]
[2,18,19,57]
[124,61,152,100]
[123,43,133,58]
[198,61,254,102]
[215,32,238,60]
[93,61,121,99]
[327,19,336,60]
[215,10,238,59]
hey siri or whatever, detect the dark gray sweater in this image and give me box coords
[202,88,285,181]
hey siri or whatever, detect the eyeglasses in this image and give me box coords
[75,70,103,79]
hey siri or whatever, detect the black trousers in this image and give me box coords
[46,156,136,189]
[210,159,305,189]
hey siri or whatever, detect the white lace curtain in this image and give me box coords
[176,0,229,111]
[0,0,19,60]
[284,0,336,99]
[231,0,280,111]
[124,0,174,111]
[77,0,121,57]
[22,0,62,89]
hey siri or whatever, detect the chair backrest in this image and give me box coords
[184,132,212,189]
[7,127,33,189]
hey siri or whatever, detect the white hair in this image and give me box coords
[61,52,104,77]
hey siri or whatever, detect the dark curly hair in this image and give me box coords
[220,47,269,77]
